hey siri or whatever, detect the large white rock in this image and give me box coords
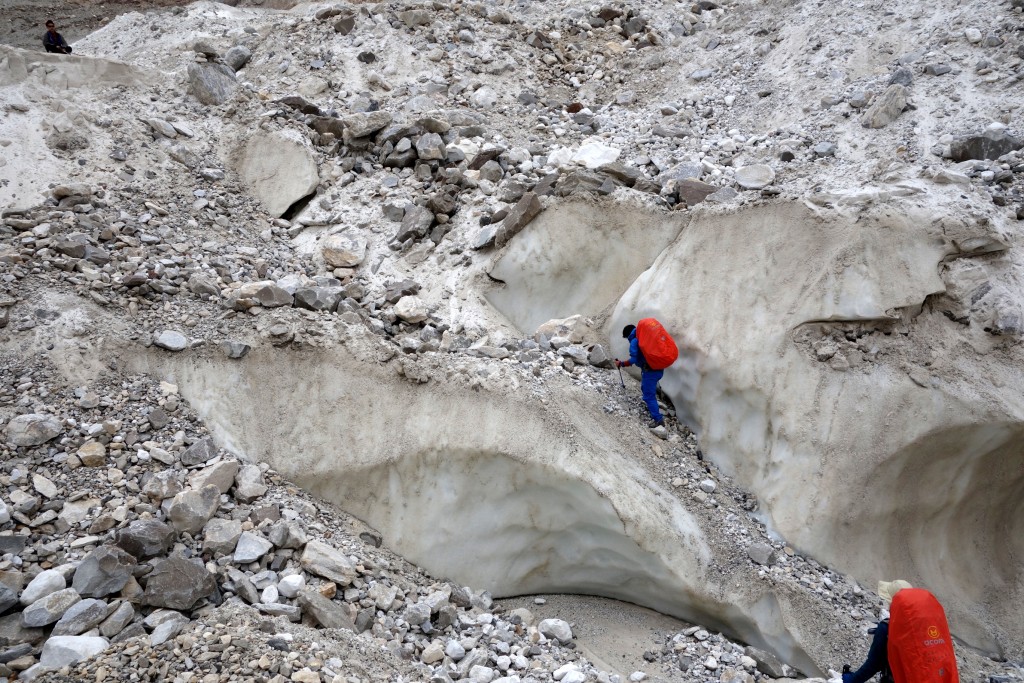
[394,296,429,324]
[734,164,775,190]
[234,129,319,218]
[571,140,620,170]
[40,635,109,669]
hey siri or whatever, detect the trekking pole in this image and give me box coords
[616,363,626,388]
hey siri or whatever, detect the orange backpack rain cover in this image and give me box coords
[887,588,959,683]
[636,318,679,370]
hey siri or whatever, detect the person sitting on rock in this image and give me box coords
[616,324,665,428]
[43,20,72,54]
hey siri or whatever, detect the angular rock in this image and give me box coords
[142,555,216,610]
[224,45,252,72]
[190,460,240,494]
[492,192,542,248]
[52,598,109,636]
[268,520,307,549]
[39,635,108,669]
[747,542,777,566]
[180,438,217,466]
[300,540,356,586]
[0,612,43,647]
[149,611,190,646]
[233,532,274,564]
[187,62,237,106]
[294,287,343,312]
[146,118,177,139]
[32,474,58,499]
[572,141,621,169]
[72,546,137,598]
[404,602,431,626]
[343,111,393,139]
[950,131,1024,162]
[22,588,81,627]
[234,464,267,503]
[861,84,907,129]
[395,205,434,242]
[221,341,251,359]
[277,575,305,598]
[236,130,319,218]
[0,585,16,614]
[676,179,717,206]
[587,344,615,369]
[115,519,176,560]
[154,330,188,351]
[203,518,243,555]
[20,570,65,606]
[5,414,61,447]
[394,296,429,324]
[321,233,367,268]
[734,164,776,190]
[168,485,221,536]
[744,646,787,678]
[227,281,293,310]
[77,442,106,467]
[297,590,354,630]
[415,133,446,161]
[539,618,573,644]
[98,602,134,638]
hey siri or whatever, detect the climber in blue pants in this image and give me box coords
[616,324,664,428]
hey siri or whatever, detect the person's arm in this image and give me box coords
[627,335,640,366]
[843,622,888,683]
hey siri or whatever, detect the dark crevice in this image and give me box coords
[282,192,316,221]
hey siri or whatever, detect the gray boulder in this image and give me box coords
[190,460,240,494]
[115,519,176,560]
[180,438,217,466]
[300,540,357,586]
[233,464,267,502]
[168,485,221,536]
[415,133,446,161]
[153,330,188,352]
[224,45,252,72]
[22,588,81,627]
[343,111,393,139]
[950,131,1023,162]
[233,532,273,564]
[297,591,354,630]
[235,131,319,218]
[294,287,344,312]
[98,602,134,638]
[860,84,907,129]
[492,192,542,248]
[734,164,776,190]
[395,205,434,243]
[52,598,109,636]
[0,612,43,646]
[747,542,778,566]
[40,635,109,669]
[203,518,243,555]
[72,546,137,597]
[142,555,216,610]
[0,584,17,614]
[538,618,573,644]
[149,611,190,646]
[268,519,307,549]
[5,414,61,447]
[187,62,237,106]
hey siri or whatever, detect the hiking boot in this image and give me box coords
[648,418,665,429]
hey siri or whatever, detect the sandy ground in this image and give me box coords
[499,594,692,679]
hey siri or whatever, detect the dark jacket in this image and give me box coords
[43,31,70,53]
[844,621,892,683]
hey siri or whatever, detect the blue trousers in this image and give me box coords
[641,369,664,421]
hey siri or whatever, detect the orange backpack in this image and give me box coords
[636,318,679,370]
[887,589,959,683]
